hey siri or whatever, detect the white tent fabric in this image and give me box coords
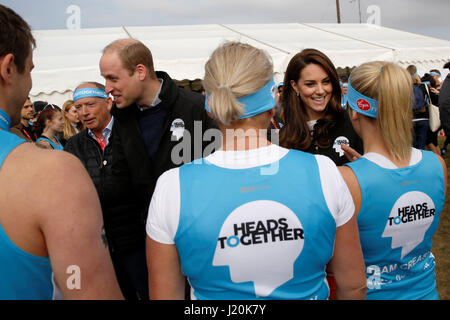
[30,23,450,106]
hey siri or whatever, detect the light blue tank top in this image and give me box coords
[36,136,63,150]
[175,150,337,300]
[346,151,444,300]
[0,130,54,299]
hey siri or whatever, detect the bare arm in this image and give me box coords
[326,166,366,300]
[146,236,185,300]
[436,154,448,196]
[327,214,366,300]
[37,151,123,299]
[338,166,362,216]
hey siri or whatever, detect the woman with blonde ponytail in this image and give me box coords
[340,61,447,299]
[145,42,366,300]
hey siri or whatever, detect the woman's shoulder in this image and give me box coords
[36,139,52,149]
[36,136,51,144]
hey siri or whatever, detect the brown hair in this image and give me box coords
[36,108,60,130]
[0,5,36,73]
[280,48,344,150]
[103,39,155,77]
[406,65,421,85]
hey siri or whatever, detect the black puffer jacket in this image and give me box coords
[64,129,145,254]
[274,112,363,166]
[110,71,216,223]
[304,112,363,165]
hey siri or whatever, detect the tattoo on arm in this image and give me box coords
[101,226,108,248]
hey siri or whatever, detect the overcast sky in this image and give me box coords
[2,0,449,41]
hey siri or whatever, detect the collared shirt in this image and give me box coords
[88,116,114,146]
[137,78,168,161]
[138,79,163,111]
[71,122,80,134]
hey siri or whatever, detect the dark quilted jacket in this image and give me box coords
[64,129,146,254]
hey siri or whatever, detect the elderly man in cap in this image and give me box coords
[65,81,149,300]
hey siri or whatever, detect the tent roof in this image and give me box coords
[30,23,450,96]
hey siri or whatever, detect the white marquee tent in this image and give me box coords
[30,23,450,106]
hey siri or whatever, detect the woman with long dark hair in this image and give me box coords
[280,49,363,165]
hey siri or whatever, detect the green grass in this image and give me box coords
[435,195,449,300]
[435,136,449,300]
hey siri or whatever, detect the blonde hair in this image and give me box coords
[202,42,273,125]
[350,61,413,161]
[62,100,84,140]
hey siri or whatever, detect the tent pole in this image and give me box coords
[358,0,362,23]
[336,0,341,23]
[122,26,133,39]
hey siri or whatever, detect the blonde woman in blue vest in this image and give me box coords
[340,61,447,299]
[146,41,366,300]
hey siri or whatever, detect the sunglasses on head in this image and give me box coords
[43,104,60,111]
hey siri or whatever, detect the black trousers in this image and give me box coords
[111,248,149,300]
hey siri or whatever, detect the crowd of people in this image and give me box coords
[0,4,448,300]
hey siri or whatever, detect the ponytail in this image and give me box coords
[350,61,412,161]
[207,85,245,126]
[203,42,273,126]
[377,62,413,161]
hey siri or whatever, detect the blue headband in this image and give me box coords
[430,72,440,76]
[0,109,11,131]
[347,79,378,118]
[205,78,276,119]
[73,88,108,102]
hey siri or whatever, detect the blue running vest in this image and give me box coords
[36,136,63,150]
[346,151,444,300]
[0,130,54,299]
[175,150,337,300]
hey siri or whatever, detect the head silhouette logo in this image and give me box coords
[333,136,349,157]
[170,118,185,141]
[212,200,304,298]
[357,98,371,111]
[382,191,435,259]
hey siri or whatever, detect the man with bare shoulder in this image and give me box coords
[0,4,123,300]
